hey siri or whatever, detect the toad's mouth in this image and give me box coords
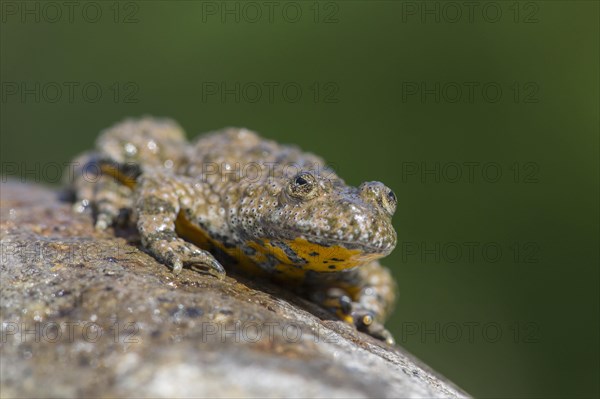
[262,213,396,256]
[274,228,396,256]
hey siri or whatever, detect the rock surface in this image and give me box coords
[0,182,469,398]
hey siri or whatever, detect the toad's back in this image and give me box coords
[180,128,333,183]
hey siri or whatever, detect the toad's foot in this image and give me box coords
[311,287,395,345]
[350,303,395,345]
[142,232,225,278]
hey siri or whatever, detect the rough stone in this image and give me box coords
[0,182,469,398]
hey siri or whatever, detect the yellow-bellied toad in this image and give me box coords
[69,117,398,344]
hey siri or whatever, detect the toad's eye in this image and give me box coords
[383,189,397,215]
[295,175,308,186]
[287,172,318,200]
[387,190,396,205]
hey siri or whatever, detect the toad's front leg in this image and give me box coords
[135,172,225,277]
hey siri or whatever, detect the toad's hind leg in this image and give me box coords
[135,172,225,277]
[67,153,135,229]
[68,152,99,213]
[94,174,134,229]
[308,261,397,345]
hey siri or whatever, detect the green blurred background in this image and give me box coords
[1,1,598,397]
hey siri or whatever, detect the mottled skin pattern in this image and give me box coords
[69,117,398,344]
